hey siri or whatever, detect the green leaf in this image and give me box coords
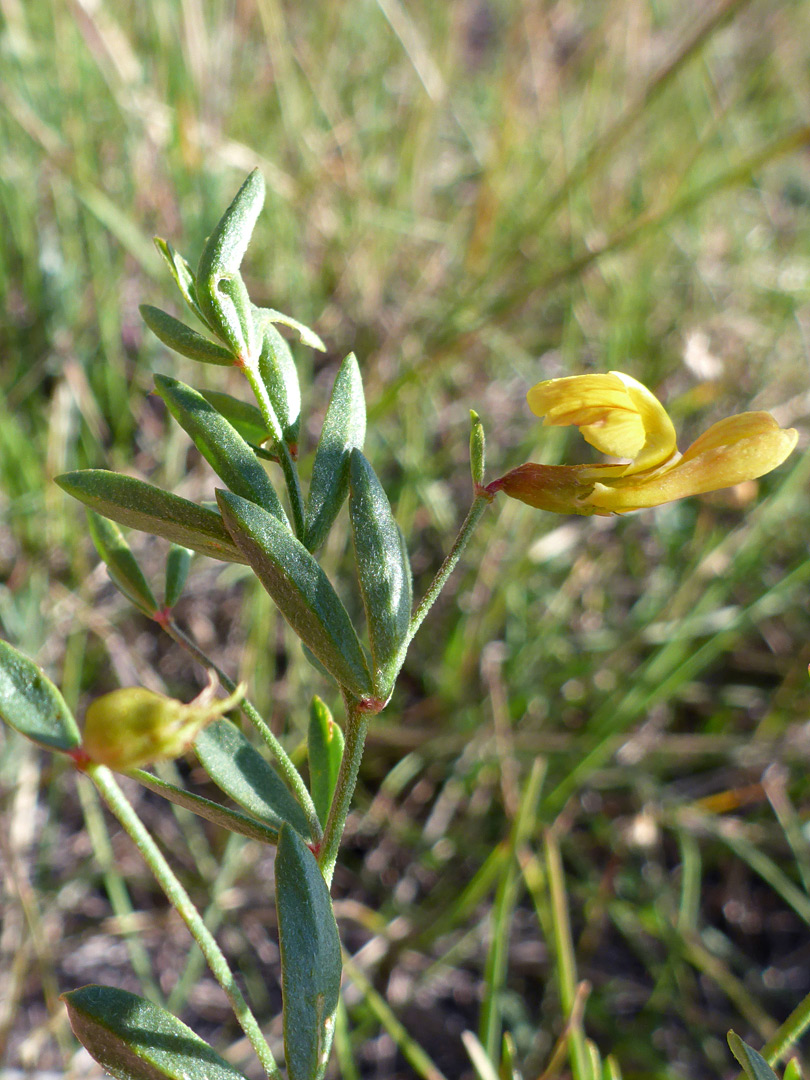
[62,984,249,1080]
[140,305,234,366]
[308,697,344,828]
[199,390,271,447]
[348,449,412,698]
[194,718,311,837]
[154,375,289,526]
[255,313,301,447]
[56,471,247,564]
[728,1033,781,1080]
[218,491,373,699]
[0,640,81,752]
[164,546,193,608]
[305,353,366,553]
[276,823,341,1080]
[470,409,486,487]
[87,511,158,616]
[262,308,326,352]
[153,238,207,322]
[196,170,265,361]
[129,768,279,845]
[783,1060,803,1080]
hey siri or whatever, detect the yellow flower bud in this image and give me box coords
[82,683,244,771]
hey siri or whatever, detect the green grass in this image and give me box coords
[2,1,810,1077]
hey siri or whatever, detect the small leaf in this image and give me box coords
[255,313,301,447]
[62,984,249,1080]
[154,375,289,526]
[308,697,344,828]
[783,1061,803,1080]
[305,353,366,553]
[153,238,208,325]
[348,449,412,697]
[56,471,247,564]
[262,308,326,352]
[164,545,193,608]
[199,390,271,447]
[195,718,311,837]
[276,823,341,1080]
[129,768,279,845]
[218,491,373,699]
[205,271,259,363]
[87,511,158,615]
[470,409,486,487]
[728,1033,781,1080]
[0,640,81,752]
[140,305,234,366]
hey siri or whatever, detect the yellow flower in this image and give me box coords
[491,371,798,515]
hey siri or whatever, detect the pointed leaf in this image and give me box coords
[153,238,208,325]
[129,768,279,845]
[276,823,341,1080]
[218,491,372,698]
[200,390,271,447]
[56,471,247,564]
[62,985,249,1080]
[308,697,344,828]
[87,511,158,616]
[349,449,412,697]
[195,718,311,837]
[154,375,289,526]
[140,305,234,366]
[784,1059,803,1080]
[0,640,80,752]
[728,1033,781,1080]
[164,545,193,608]
[263,308,326,352]
[255,314,301,447]
[305,353,366,552]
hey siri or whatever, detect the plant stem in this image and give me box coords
[241,362,306,540]
[163,616,323,844]
[318,695,370,887]
[759,989,810,1067]
[407,491,492,645]
[88,765,281,1080]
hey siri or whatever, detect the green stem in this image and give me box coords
[88,765,281,1080]
[759,990,810,1067]
[407,491,492,645]
[163,616,323,844]
[318,695,370,887]
[242,362,306,540]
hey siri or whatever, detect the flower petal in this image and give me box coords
[611,372,677,472]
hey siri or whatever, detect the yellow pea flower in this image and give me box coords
[490,371,798,515]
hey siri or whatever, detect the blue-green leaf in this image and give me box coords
[728,1033,781,1080]
[56,471,247,564]
[199,390,271,448]
[218,491,373,699]
[276,823,341,1080]
[305,353,366,553]
[153,238,208,325]
[0,640,80,752]
[348,449,412,698]
[262,308,326,352]
[87,511,158,616]
[62,985,249,1080]
[308,697,344,828]
[154,375,289,526]
[195,718,311,837]
[255,312,301,447]
[164,546,193,608]
[140,305,234,366]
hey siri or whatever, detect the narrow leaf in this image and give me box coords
[276,823,341,1080]
[0,640,80,752]
[87,511,158,615]
[263,308,326,352]
[200,390,270,447]
[153,238,208,325]
[218,491,372,699]
[255,313,301,446]
[154,375,289,526]
[305,353,366,553]
[349,449,412,697]
[62,985,249,1080]
[308,697,344,828]
[129,768,279,845]
[140,305,233,366]
[164,546,193,608]
[728,1033,781,1080]
[783,1059,803,1080]
[56,471,247,564]
[195,718,311,837]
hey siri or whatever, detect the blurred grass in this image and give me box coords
[2,0,810,1077]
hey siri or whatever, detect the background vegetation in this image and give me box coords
[1,0,809,1077]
